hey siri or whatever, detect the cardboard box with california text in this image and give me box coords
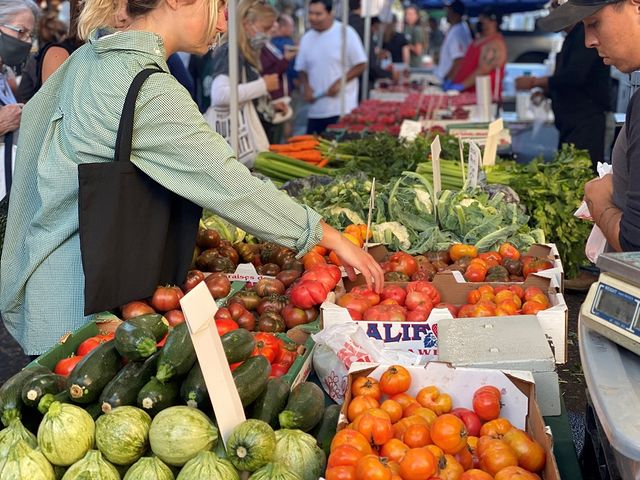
[340,362,561,480]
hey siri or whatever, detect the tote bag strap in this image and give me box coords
[4,131,12,194]
[114,68,163,162]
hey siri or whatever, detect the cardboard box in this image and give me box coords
[340,362,561,480]
[335,271,568,364]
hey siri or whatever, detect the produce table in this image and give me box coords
[544,399,583,480]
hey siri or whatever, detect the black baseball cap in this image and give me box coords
[538,0,621,32]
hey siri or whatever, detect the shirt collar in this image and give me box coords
[89,29,170,70]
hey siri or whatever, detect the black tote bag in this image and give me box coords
[78,68,202,315]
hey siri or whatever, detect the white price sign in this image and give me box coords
[467,141,482,189]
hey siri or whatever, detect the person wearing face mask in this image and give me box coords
[538,0,640,257]
[0,0,384,356]
[444,6,507,97]
[0,0,39,259]
[208,0,281,147]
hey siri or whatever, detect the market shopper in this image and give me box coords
[539,0,640,252]
[0,0,384,356]
[403,4,424,68]
[296,0,366,134]
[515,19,612,172]
[208,0,281,151]
[382,15,409,67]
[434,0,472,82]
[445,7,506,97]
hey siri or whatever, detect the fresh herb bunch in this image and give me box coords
[486,144,593,278]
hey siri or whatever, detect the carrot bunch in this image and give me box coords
[269,135,330,168]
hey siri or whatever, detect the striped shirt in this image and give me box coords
[0,30,322,354]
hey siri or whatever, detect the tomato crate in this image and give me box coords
[29,280,246,370]
[339,362,561,480]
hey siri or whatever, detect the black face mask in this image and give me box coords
[0,31,31,67]
[475,21,484,35]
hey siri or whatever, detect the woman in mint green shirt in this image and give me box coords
[0,0,384,355]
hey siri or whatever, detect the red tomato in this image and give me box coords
[498,243,520,261]
[281,303,309,329]
[215,318,239,336]
[451,407,482,437]
[214,307,233,321]
[348,309,363,320]
[388,252,418,277]
[464,265,487,282]
[406,308,430,322]
[164,309,185,327]
[290,280,328,309]
[363,305,407,322]
[205,273,232,299]
[303,251,326,270]
[269,362,290,377]
[76,337,103,356]
[522,258,554,278]
[54,355,84,377]
[406,281,441,304]
[150,285,184,312]
[156,332,169,348]
[302,268,336,292]
[435,303,459,317]
[121,301,155,320]
[315,264,342,284]
[182,270,206,293]
[252,332,280,363]
[350,286,381,307]
[274,342,298,366]
[337,293,371,315]
[381,285,407,306]
[405,291,433,311]
[473,392,502,421]
[229,361,242,371]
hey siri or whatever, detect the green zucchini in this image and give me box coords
[38,391,71,414]
[249,377,290,429]
[99,352,160,413]
[180,362,210,409]
[67,340,121,404]
[0,364,49,426]
[115,313,169,361]
[313,404,341,457]
[21,372,66,408]
[221,328,255,364]
[84,402,104,420]
[137,376,179,416]
[232,355,271,407]
[155,322,196,383]
[278,382,324,432]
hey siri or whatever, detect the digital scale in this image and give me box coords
[581,251,640,357]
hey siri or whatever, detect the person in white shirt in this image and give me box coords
[295,0,367,134]
[435,0,473,81]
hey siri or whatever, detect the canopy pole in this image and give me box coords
[228,0,239,157]
[340,0,349,117]
[361,0,371,102]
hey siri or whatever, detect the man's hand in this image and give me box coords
[303,84,315,103]
[584,174,614,220]
[327,79,341,97]
[0,104,22,135]
[263,74,280,92]
[515,76,535,90]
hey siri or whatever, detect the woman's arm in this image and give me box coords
[41,46,70,84]
[210,74,268,107]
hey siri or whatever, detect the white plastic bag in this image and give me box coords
[312,302,421,403]
[574,162,613,263]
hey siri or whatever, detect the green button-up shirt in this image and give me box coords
[0,30,322,354]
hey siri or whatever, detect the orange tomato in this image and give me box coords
[440,454,465,480]
[354,408,394,446]
[496,299,519,316]
[379,365,412,396]
[521,300,547,315]
[480,418,513,439]
[328,445,366,468]
[472,392,501,421]
[431,414,468,454]
[344,225,364,244]
[450,244,479,262]
[403,401,424,418]
[380,399,404,423]
[410,407,438,426]
[455,445,474,471]
[380,438,410,463]
[498,242,520,261]
[479,440,518,476]
[494,466,542,480]
[528,293,550,308]
[358,224,373,241]
[393,415,429,440]
[326,466,357,480]
[402,423,432,448]
[457,304,476,318]
[311,245,328,256]
[348,395,380,422]
[470,258,489,270]
[502,429,546,472]
[343,232,364,248]
[464,265,487,282]
[416,386,453,415]
[425,444,445,463]
[303,251,326,270]
[523,287,544,301]
[509,285,525,300]
[494,289,515,304]
[328,250,342,266]
[480,251,503,264]
[398,447,437,480]
[352,376,382,400]
[355,455,393,480]
[467,290,482,305]
[474,385,502,401]
[387,461,401,475]
[391,392,418,410]
[472,302,496,318]
[479,292,496,303]
[331,429,373,455]
[460,469,495,480]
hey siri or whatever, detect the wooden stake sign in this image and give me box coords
[431,135,442,194]
[482,118,503,166]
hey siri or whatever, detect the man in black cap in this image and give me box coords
[516,1,612,173]
[540,0,640,254]
[434,0,473,81]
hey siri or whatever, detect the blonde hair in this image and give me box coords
[237,0,276,69]
[77,0,224,43]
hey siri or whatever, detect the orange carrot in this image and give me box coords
[287,134,316,143]
[316,158,330,168]
[289,150,323,162]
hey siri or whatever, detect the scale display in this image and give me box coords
[592,284,640,332]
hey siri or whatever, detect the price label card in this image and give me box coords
[483,118,503,166]
[467,141,482,189]
[458,137,465,185]
[399,120,422,141]
[431,135,442,194]
[364,177,376,252]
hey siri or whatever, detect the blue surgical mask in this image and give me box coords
[250,31,271,50]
